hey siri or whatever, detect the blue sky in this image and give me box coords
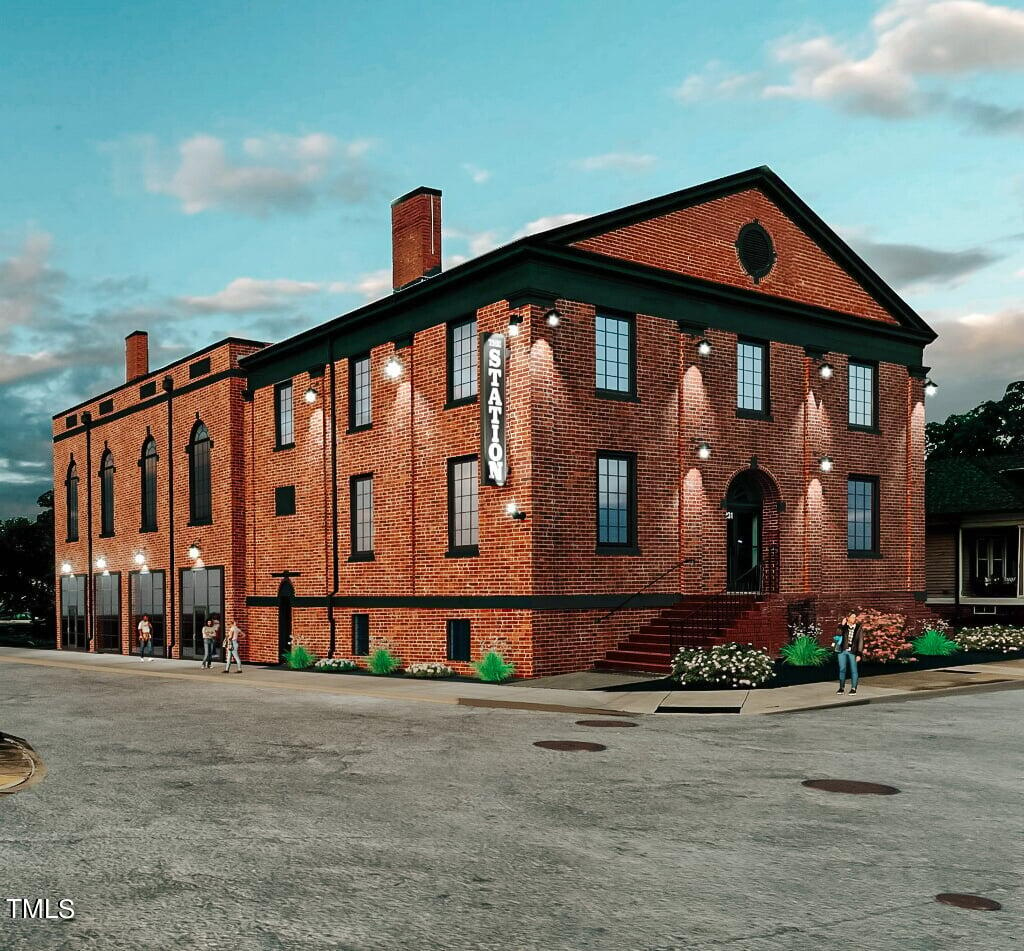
[2,0,1024,515]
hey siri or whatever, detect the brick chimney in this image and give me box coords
[125,330,149,382]
[391,186,441,291]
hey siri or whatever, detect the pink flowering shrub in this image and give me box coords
[849,609,914,664]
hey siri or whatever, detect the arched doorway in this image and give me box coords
[724,468,781,593]
[277,578,294,660]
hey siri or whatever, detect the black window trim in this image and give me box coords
[446,453,480,557]
[347,354,373,433]
[847,357,881,434]
[349,473,375,561]
[98,447,116,538]
[596,450,640,555]
[594,309,639,402]
[351,613,370,656]
[847,473,881,559]
[65,457,80,543]
[186,420,213,527]
[445,316,479,409]
[735,337,772,421]
[446,618,472,662]
[273,379,295,450]
[138,435,159,533]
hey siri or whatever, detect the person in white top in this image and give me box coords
[137,615,154,662]
[223,621,244,674]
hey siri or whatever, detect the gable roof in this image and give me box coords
[927,454,1024,516]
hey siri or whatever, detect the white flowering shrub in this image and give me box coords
[955,624,1024,654]
[671,642,775,688]
[914,617,953,639]
[788,622,824,641]
[313,657,359,673]
[404,661,456,679]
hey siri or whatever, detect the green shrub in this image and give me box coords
[473,651,515,683]
[955,624,1024,654]
[671,642,775,688]
[368,648,402,675]
[912,629,960,657]
[780,634,831,667]
[283,645,317,670]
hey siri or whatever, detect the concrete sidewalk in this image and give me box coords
[2,646,1023,716]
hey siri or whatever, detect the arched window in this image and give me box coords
[187,421,212,525]
[99,449,116,536]
[65,458,79,542]
[139,436,158,532]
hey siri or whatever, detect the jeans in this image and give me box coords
[838,650,859,689]
[139,639,153,658]
[224,641,241,671]
[202,638,215,666]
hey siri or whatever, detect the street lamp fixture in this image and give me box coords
[924,378,938,398]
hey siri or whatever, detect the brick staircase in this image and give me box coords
[595,594,769,675]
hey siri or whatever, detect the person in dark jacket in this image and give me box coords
[833,614,864,695]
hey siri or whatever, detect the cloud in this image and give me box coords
[849,235,1000,289]
[462,163,491,184]
[513,213,590,238]
[326,269,392,302]
[135,132,381,215]
[676,2,1024,132]
[573,152,657,173]
[179,277,323,313]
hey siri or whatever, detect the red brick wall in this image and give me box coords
[572,187,897,325]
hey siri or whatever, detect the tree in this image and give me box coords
[0,490,54,625]
[926,381,1024,459]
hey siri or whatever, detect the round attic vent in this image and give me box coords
[736,221,776,283]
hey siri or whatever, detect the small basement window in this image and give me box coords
[189,357,211,379]
[446,619,471,662]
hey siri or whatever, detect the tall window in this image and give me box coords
[349,355,372,430]
[848,361,876,430]
[130,569,165,657]
[99,449,115,536]
[448,318,478,404]
[350,474,374,559]
[94,572,121,653]
[352,614,370,656]
[188,421,212,525]
[275,379,294,448]
[65,458,79,542]
[140,436,158,532]
[595,313,634,396]
[446,619,471,662]
[447,456,479,555]
[597,453,636,549]
[736,340,769,416]
[847,476,879,555]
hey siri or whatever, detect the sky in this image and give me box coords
[2,0,1024,516]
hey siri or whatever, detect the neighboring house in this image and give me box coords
[52,166,937,676]
[926,454,1024,625]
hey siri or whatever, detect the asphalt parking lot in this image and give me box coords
[1,660,1020,950]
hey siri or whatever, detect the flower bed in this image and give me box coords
[955,624,1024,654]
[313,657,359,673]
[671,642,775,689]
[404,661,456,679]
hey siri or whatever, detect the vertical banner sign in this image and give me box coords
[480,332,508,486]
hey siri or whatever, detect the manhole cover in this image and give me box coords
[533,740,607,752]
[575,719,638,728]
[802,779,899,795]
[936,893,1001,911]
[0,734,46,796]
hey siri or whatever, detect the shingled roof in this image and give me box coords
[927,454,1024,516]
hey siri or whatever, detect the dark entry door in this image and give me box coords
[277,579,294,660]
[727,508,761,592]
[131,570,166,657]
[180,567,224,659]
[61,575,87,650]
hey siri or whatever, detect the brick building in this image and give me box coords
[53,167,937,676]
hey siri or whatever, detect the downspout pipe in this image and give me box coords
[164,376,176,654]
[83,411,93,650]
[327,338,339,658]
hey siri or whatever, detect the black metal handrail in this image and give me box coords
[664,594,759,658]
[595,556,696,624]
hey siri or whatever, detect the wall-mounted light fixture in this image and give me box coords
[384,355,404,380]
[303,386,318,405]
[545,308,561,328]
[819,455,834,473]
[697,338,712,357]
[508,314,523,338]
[134,552,146,566]
[504,501,527,521]
[60,561,73,575]
[139,564,150,575]
[187,542,201,560]
[95,556,108,572]
[697,441,712,461]
[819,362,834,380]
[924,378,938,398]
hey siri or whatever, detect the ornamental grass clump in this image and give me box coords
[473,651,515,683]
[404,661,456,679]
[780,630,830,667]
[368,648,402,676]
[851,609,914,664]
[671,642,775,688]
[955,624,1024,654]
[912,629,960,657]
[283,645,318,670]
[314,657,359,673]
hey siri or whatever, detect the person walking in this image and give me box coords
[222,621,244,674]
[137,615,154,662]
[834,613,864,695]
[201,617,217,669]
